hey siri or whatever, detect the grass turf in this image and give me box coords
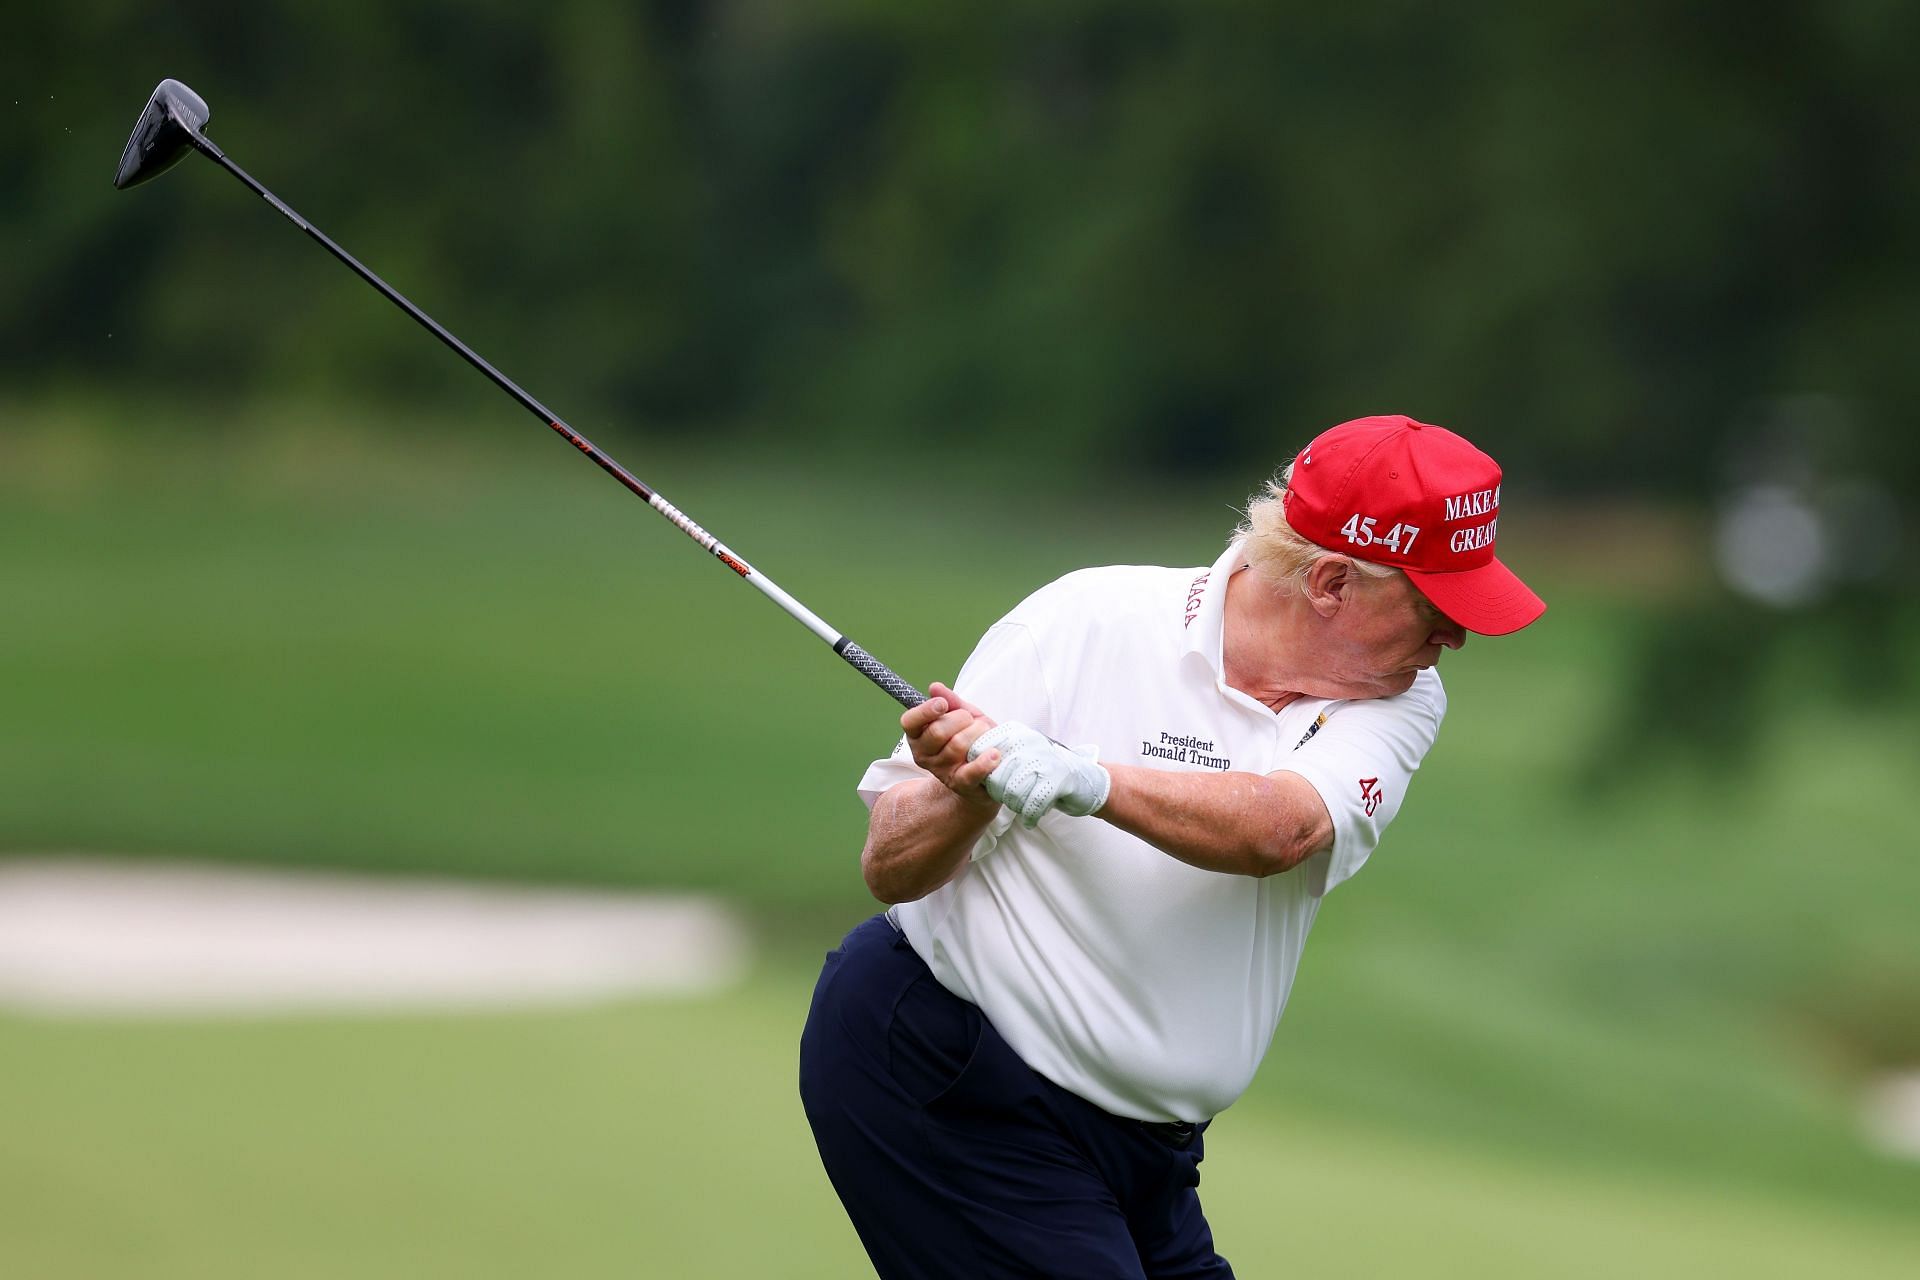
[2,401,1917,1272]
[2,983,1918,1278]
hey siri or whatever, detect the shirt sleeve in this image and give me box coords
[1274,670,1447,896]
[854,620,1056,811]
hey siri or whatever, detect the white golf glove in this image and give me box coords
[967,722,1111,829]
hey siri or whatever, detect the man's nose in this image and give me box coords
[1434,621,1467,650]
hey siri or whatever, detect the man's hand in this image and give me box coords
[967,723,1111,828]
[902,681,1001,807]
[863,682,1004,904]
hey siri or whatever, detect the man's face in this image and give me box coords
[1330,570,1467,698]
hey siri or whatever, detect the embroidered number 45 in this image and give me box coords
[1358,776,1385,817]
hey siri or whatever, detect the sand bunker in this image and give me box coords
[0,856,750,1017]
[1862,1072,1920,1162]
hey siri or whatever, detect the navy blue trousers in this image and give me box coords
[799,914,1234,1279]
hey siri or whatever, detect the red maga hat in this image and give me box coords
[1280,415,1546,636]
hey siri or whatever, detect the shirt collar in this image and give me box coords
[1179,539,1251,679]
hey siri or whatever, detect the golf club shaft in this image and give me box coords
[188,136,926,710]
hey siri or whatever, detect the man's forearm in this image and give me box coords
[862,779,1000,904]
[1097,764,1332,878]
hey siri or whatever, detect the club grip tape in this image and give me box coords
[836,640,926,709]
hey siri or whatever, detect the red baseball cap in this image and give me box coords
[1281,415,1546,635]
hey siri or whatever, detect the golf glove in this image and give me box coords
[968,722,1111,829]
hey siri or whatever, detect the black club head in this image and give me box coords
[114,79,212,190]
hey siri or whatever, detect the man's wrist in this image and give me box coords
[951,784,1001,816]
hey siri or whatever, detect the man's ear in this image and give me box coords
[1300,555,1354,619]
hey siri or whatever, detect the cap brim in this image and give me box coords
[1405,557,1546,636]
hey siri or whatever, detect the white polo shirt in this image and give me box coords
[858,540,1446,1123]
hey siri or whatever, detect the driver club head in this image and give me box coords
[114,79,212,189]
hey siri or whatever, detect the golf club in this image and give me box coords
[114,78,927,710]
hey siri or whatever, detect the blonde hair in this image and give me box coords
[1234,461,1399,593]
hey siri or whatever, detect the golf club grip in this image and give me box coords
[836,641,927,709]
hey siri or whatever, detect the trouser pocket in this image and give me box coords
[887,971,983,1107]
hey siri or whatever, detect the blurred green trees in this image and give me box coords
[5,1,1916,497]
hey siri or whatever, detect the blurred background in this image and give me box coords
[3,2,1917,1275]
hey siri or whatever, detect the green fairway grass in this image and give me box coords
[0,402,1237,899]
[2,981,1917,1278]
[3,401,1917,1273]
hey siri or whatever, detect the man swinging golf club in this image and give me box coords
[110,79,1546,1280]
[799,415,1546,1278]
